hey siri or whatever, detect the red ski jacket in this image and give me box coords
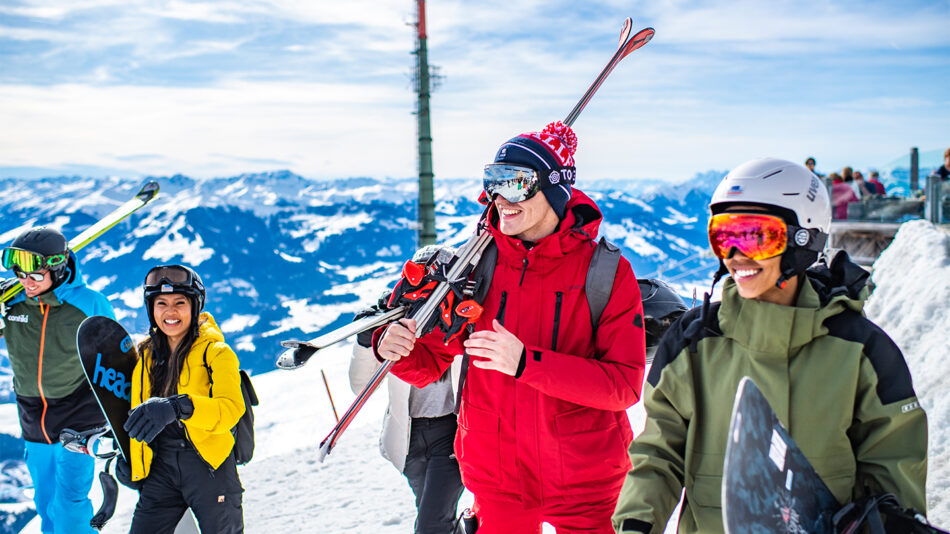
[386,190,646,506]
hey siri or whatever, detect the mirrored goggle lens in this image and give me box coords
[708,213,788,261]
[145,266,192,287]
[15,270,46,282]
[483,164,540,203]
[2,248,65,272]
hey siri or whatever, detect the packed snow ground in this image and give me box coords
[5,220,948,533]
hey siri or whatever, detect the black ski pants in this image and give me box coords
[130,437,244,534]
[403,414,465,534]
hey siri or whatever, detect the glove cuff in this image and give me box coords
[169,394,194,420]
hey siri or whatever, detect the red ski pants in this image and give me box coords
[471,491,619,534]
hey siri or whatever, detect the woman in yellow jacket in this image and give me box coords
[115,264,245,533]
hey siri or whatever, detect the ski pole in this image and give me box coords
[320,369,339,423]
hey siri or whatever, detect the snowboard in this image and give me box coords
[722,377,839,534]
[76,316,137,461]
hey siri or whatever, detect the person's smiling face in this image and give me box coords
[152,293,192,346]
[493,192,560,242]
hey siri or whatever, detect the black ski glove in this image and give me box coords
[115,456,143,491]
[124,394,194,444]
[353,290,392,348]
[353,305,382,348]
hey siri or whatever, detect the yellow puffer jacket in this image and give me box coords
[129,312,245,481]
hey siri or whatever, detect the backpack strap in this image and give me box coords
[202,344,213,397]
[470,240,498,304]
[586,237,621,333]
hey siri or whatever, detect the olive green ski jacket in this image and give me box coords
[612,253,928,534]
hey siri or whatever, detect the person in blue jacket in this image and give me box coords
[1,227,114,534]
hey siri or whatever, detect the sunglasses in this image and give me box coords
[15,269,47,282]
[708,213,791,261]
[2,247,66,273]
[483,164,542,203]
[144,265,196,290]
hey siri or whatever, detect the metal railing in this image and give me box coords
[832,175,948,225]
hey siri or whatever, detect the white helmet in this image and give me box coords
[710,158,831,232]
[709,158,832,284]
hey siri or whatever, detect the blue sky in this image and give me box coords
[0,0,948,182]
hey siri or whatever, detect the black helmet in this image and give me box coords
[639,278,689,361]
[143,265,206,331]
[3,227,71,288]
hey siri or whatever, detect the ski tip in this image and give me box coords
[136,181,160,203]
[618,27,655,59]
[279,340,302,349]
[275,349,301,370]
[317,441,331,463]
[618,17,633,45]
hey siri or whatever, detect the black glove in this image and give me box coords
[353,304,382,348]
[115,456,143,491]
[124,395,193,444]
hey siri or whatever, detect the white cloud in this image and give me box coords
[0,0,947,182]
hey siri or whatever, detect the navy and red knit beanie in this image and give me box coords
[493,121,578,219]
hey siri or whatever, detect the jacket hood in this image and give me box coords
[803,249,869,311]
[718,250,869,355]
[487,188,603,260]
[195,311,226,347]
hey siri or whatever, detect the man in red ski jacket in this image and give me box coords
[376,121,646,533]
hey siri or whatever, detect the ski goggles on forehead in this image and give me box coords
[483,164,542,203]
[144,265,194,288]
[708,213,790,261]
[1,247,66,273]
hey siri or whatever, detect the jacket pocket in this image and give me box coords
[554,406,628,490]
[457,403,501,485]
[690,473,722,509]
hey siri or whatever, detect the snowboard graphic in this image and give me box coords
[722,377,839,534]
[77,316,137,461]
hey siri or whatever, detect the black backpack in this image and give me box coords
[203,346,259,465]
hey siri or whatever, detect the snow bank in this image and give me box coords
[865,220,950,522]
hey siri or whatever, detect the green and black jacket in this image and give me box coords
[1,255,113,443]
[613,253,928,534]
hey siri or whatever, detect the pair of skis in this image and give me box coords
[277,17,655,460]
[1,181,160,303]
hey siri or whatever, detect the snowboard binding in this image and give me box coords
[60,426,119,460]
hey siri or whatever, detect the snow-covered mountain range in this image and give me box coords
[0,170,727,384]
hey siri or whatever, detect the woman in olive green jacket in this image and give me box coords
[612,159,928,534]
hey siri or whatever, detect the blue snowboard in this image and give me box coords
[722,377,840,534]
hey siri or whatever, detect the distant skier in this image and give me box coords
[349,268,464,534]
[611,158,928,533]
[114,265,245,533]
[0,226,113,534]
[376,121,647,533]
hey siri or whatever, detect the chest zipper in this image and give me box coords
[552,292,563,351]
[36,302,52,444]
[497,291,508,326]
[519,257,529,286]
